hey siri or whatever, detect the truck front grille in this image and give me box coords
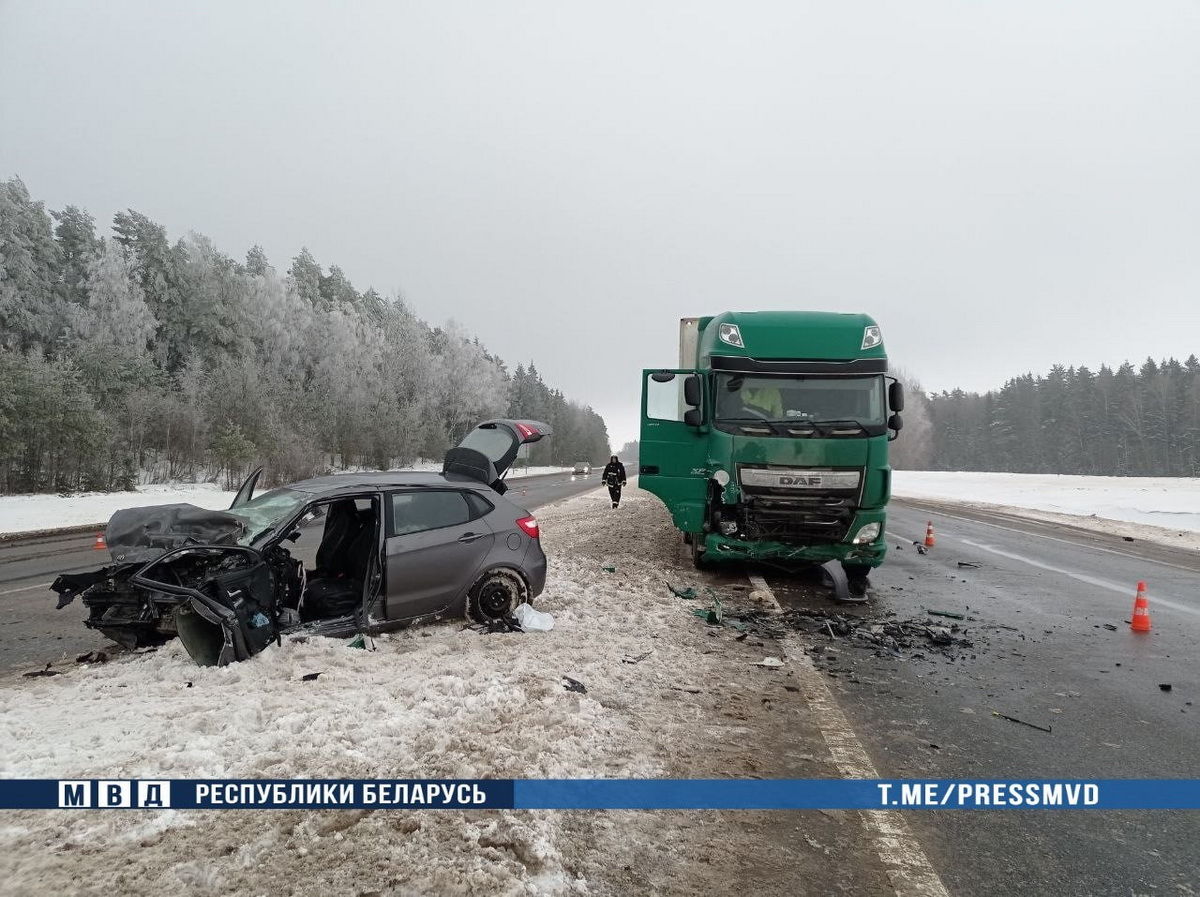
[737,465,864,543]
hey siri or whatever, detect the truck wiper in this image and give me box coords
[809,419,870,435]
[718,418,788,435]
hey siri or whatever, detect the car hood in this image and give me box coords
[105,503,248,563]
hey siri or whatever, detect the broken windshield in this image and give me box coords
[714,374,886,436]
[226,487,309,545]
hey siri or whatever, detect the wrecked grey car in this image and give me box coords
[52,420,552,666]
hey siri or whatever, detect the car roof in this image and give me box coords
[282,470,495,497]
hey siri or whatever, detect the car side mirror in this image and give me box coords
[888,412,903,441]
[683,375,701,407]
[684,409,703,427]
[889,380,905,412]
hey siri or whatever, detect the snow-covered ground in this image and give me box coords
[1,485,871,895]
[893,471,1200,551]
[0,468,573,537]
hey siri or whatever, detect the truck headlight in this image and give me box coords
[718,323,744,348]
[719,518,739,535]
[861,325,882,349]
[853,522,881,544]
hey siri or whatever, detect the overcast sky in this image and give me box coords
[3,1,1198,447]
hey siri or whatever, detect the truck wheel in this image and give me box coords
[467,569,528,621]
[683,532,693,545]
[690,534,709,569]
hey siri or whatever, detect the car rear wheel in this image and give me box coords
[468,569,529,621]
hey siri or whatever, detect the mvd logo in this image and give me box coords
[58,780,172,808]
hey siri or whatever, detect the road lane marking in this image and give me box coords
[750,574,950,897]
[897,506,1200,574]
[0,582,51,597]
[959,539,1198,616]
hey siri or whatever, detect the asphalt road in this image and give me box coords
[0,470,603,671]
[702,498,1200,897]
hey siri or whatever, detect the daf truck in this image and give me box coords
[638,311,904,593]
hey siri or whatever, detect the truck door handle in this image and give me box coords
[640,465,659,475]
[457,532,483,543]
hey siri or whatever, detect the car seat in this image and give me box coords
[304,501,375,620]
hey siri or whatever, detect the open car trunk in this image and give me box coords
[443,419,552,493]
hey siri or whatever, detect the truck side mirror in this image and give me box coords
[683,409,703,427]
[889,380,905,412]
[684,375,701,407]
[888,412,904,441]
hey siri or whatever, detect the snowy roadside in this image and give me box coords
[0,484,890,896]
[893,471,1200,552]
[0,468,573,538]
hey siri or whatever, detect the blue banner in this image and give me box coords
[4,779,1200,810]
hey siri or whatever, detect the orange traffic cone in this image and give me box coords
[924,520,935,548]
[1130,581,1152,632]
[93,532,107,550]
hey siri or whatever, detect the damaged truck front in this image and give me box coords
[638,312,904,594]
[52,419,553,665]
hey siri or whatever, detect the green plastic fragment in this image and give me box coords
[346,634,366,649]
[668,584,699,599]
[691,596,723,625]
[602,566,616,573]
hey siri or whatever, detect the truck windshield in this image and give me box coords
[714,374,886,434]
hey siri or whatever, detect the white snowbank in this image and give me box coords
[893,471,1200,550]
[0,483,237,537]
[0,468,574,537]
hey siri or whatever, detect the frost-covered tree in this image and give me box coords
[0,179,618,492]
[0,178,63,350]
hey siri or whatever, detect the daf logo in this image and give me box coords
[779,476,821,486]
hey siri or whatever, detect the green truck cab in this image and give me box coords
[638,311,904,587]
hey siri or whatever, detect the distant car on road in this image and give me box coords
[52,420,553,666]
[572,461,591,475]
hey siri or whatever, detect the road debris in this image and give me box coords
[601,566,616,573]
[301,672,322,682]
[992,711,1052,733]
[562,676,587,694]
[927,609,966,620]
[515,603,555,631]
[23,663,62,678]
[621,651,653,665]
[1159,683,1173,692]
[957,561,981,569]
[75,651,109,663]
[753,657,784,668]
[693,596,723,625]
[668,583,699,599]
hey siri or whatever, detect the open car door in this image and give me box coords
[131,545,281,666]
[443,420,552,493]
[230,466,265,509]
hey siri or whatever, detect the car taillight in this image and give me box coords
[516,515,539,538]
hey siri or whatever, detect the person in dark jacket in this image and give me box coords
[602,455,627,508]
